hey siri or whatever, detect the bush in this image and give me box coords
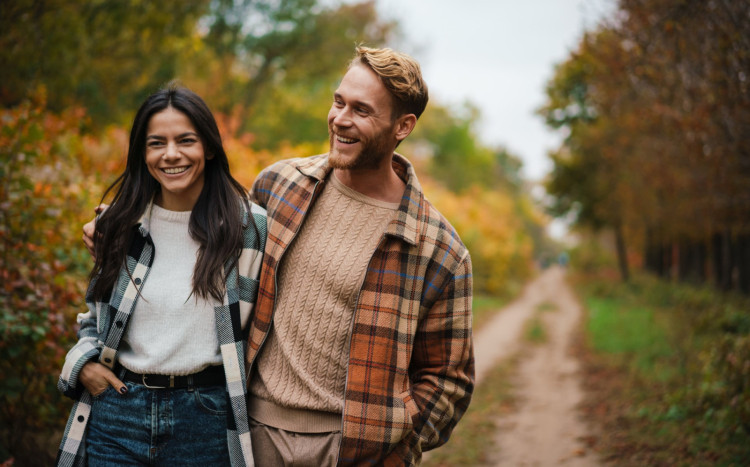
[0,99,92,464]
[577,271,750,463]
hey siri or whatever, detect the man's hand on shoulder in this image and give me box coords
[83,204,108,259]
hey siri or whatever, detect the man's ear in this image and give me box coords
[394,114,417,143]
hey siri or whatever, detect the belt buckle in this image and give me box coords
[142,374,167,389]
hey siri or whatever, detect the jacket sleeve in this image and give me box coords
[57,281,104,399]
[409,251,475,452]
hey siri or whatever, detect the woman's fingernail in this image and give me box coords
[119,386,128,394]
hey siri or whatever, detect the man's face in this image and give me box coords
[327,64,399,170]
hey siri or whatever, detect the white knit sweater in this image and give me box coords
[117,204,223,375]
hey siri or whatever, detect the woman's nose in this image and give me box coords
[163,141,179,159]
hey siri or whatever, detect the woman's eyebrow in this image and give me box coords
[146,131,199,140]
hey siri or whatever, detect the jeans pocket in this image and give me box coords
[92,384,117,400]
[193,386,228,416]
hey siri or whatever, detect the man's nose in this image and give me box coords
[332,107,352,127]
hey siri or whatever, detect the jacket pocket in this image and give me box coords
[399,389,420,427]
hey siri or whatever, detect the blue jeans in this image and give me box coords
[86,382,230,466]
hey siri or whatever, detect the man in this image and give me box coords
[85,46,474,465]
[244,46,474,465]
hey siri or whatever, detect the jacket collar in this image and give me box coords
[294,153,422,246]
[136,199,157,238]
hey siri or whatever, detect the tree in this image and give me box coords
[184,0,397,143]
[1,0,209,124]
[540,0,750,291]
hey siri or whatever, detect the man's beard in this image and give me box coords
[328,126,394,170]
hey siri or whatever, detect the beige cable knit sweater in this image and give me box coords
[248,173,398,432]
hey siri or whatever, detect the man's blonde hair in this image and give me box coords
[351,46,429,120]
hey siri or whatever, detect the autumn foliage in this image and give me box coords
[0,98,91,464]
[540,0,750,292]
[540,0,750,454]
[0,100,539,463]
[1,2,543,464]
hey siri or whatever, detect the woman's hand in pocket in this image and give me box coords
[80,361,127,396]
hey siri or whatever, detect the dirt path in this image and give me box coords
[476,266,600,466]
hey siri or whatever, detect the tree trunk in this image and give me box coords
[662,242,673,280]
[615,223,629,282]
[678,239,690,282]
[738,233,750,295]
[644,227,664,276]
[712,230,734,291]
[678,239,707,284]
[695,239,708,283]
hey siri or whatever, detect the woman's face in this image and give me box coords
[145,107,208,211]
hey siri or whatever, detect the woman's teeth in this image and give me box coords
[163,167,188,174]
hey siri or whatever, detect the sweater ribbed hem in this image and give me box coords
[247,396,342,433]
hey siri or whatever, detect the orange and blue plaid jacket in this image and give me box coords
[247,153,474,465]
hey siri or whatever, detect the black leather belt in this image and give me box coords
[120,365,225,389]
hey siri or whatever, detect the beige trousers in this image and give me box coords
[249,418,341,467]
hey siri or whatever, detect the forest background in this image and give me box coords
[3,0,750,464]
[0,0,547,463]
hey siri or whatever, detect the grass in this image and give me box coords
[574,270,750,465]
[523,301,556,344]
[524,316,546,343]
[586,297,676,377]
[536,301,557,313]
[422,357,518,466]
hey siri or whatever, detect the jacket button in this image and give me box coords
[115,321,123,328]
[134,278,142,285]
[104,357,112,363]
[77,415,85,422]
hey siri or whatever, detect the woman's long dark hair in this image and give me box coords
[90,83,248,303]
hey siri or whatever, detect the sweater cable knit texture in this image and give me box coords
[249,173,397,432]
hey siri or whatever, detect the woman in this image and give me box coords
[56,83,265,467]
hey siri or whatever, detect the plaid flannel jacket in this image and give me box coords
[56,199,266,467]
[247,153,475,465]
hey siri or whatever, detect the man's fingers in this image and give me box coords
[83,203,109,259]
[83,219,96,239]
[82,215,98,258]
[82,231,95,256]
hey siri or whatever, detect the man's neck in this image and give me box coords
[332,159,406,204]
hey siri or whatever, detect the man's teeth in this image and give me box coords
[337,136,357,143]
[163,167,189,174]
